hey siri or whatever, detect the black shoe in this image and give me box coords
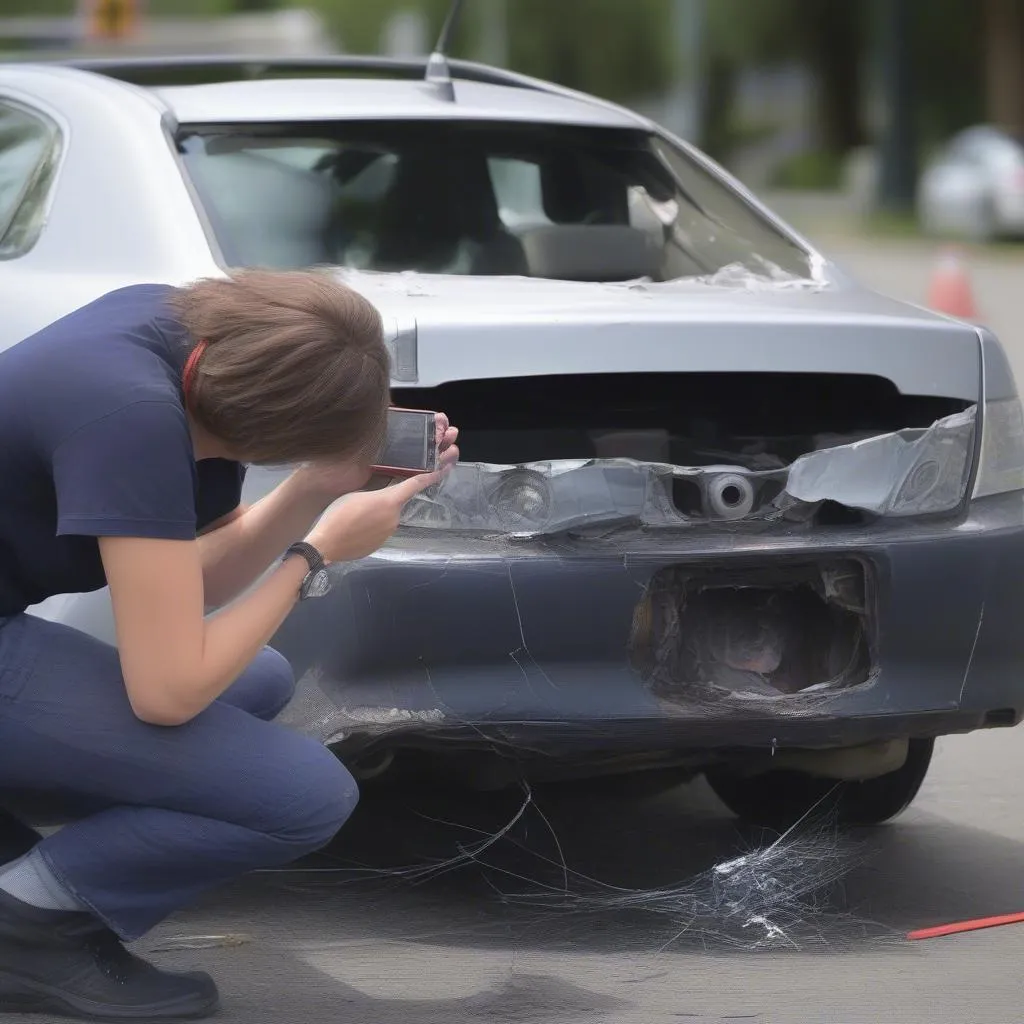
[0,890,219,1020]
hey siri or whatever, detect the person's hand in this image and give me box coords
[305,470,444,564]
[433,413,460,471]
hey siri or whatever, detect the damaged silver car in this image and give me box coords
[2,51,1023,829]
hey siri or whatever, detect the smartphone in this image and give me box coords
[372,408,439,476]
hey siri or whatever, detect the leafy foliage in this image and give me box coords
[0,0,996,153]
[311,0,675,102]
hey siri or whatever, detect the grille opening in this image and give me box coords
[394,372,968,469]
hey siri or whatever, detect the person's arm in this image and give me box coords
[101,474,440,726]
[196,471,333,609]
[197,417,459,608]
[52,399,456,726]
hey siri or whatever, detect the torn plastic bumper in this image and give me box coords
[266,404,1024,758]
[271,487,1024,758]
[401,407,978,534]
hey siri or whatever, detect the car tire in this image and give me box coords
[704,737,935,829]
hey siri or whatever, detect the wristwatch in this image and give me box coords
[285,541,332,600]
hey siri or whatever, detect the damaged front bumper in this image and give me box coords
[276,492,1024,751]
[270,399,1024,762]
[273,492,1024,759]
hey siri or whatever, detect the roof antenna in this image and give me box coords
[425,0,464,101]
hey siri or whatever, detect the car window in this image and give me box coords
[177,120,813,282]
[0,101,59,259]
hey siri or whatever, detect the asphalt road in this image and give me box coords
[112,729,1024,1024]
[18,234,1024,1024]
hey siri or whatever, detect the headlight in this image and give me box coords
[889,409,975,515]
[973,397,1024,498]
[490,471,553,532]
[783,407,977,517]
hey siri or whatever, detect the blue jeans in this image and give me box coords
[0,613,359,941]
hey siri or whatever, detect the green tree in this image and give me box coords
[311,0,674,103]
[702,0,869,162]
[505,0,672,102]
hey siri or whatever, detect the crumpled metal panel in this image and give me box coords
[783,407,976,516]
[401,459,786,534]
[401,406,977,535]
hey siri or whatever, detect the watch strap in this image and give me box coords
[285,541,326,575]
[285,542,332,599]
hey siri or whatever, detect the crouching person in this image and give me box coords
[0,271,457,1019]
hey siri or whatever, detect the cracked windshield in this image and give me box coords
[1,2,1023,1024]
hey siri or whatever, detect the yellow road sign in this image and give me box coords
[84,0,140,41]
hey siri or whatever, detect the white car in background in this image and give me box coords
[918,125,1024,241]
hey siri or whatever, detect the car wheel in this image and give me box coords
[704,737,935,829]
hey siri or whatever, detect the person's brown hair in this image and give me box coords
[172,269,390,465]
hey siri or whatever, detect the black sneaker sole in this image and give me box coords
[0,970,220,1020]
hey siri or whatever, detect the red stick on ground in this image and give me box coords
[907,911,1024,941]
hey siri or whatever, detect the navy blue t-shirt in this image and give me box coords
[0,284,246,616]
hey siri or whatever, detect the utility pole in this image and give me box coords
[666,0,706,146]
[983,0,1024,135]
[477,0,508,67]
[876,0,917,212]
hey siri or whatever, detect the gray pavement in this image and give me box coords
[20,232,1024,1024]
[115,730,1024,1024]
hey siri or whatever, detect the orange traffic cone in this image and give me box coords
[927,246,978,320]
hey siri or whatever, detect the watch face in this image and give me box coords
[305,569,332,599]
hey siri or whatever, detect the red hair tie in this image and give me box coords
[182,339,208,409]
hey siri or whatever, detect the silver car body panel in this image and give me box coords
[156,77,649,129]
[0,66,222,345]
[336,270,981,400]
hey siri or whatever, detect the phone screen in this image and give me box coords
[375,409,438,474]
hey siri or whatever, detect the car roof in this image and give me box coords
[156,77,646,128]
[3,55,650,131]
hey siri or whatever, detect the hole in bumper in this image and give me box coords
[630,559,874,701]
